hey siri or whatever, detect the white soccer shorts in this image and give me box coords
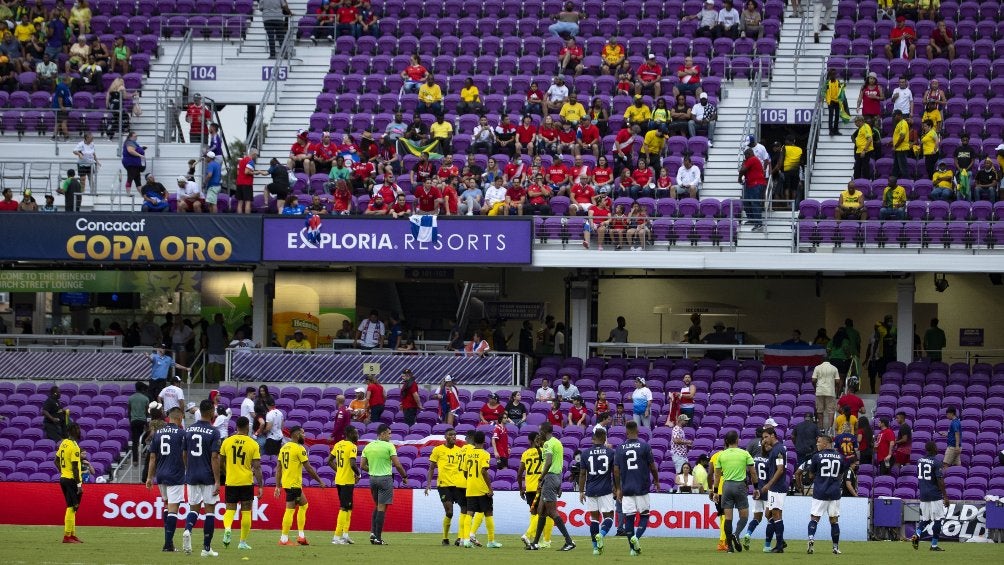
[753,498,766,514]
[586,494,615,514]
[919,500,946,522]
[159,484,185,504]
[188,484,219,506]
[810,498,841,518]
[766,491,786,512]
[621,494,650,515]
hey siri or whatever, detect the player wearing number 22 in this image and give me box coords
[911,441,950,552]
[184,400,223,557]
[795,434,846,556]
[219,416,264,550]
[276,426,325,547]
[615,420,660,557]
[578,427,619,555]
[146,406,186,553]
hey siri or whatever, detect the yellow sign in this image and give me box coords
[363,362,380,376]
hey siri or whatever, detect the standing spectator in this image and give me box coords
[121,131,146,195]
[203,151,222,213]
[885,17,917,60]
[823,69,842,136]
[891,110,911,179]
[856,416,873,464]
[811,0,833,43]
[399,369,421,426]
[128,382,149,463]
[42,385,67,441]
[207,124,224,163]
[149,344,186,401]
[432,376,461,425]
[689,92,717,146]
[185,94,212,144]
[262,397,284,456]
[893,411,912,468]
[72,133,99,194]
[776,136,805,203]
[547,2,582,38]
[812,358,840,433]
[606,316,629,343]
[556,374,580,401]
[739,147,767,231]
[349,388,369,422]
[240,387,256,421]
[926,20,955,60]
[791,413,819,468]
[941,407,961,467]
[261,0,290,59]
[234,147,261,214]
[671,415,693,472]
[354,309,385,349]
[851,117,873,179]
[923,318,946,361]
[857,73,884,123]
[535,379,556,402]
[159,375,185,413]
[492,414,510,467]
[837,382,864,417]
[630,376,653,428]
[833,406,857,438]
[365,374,385,422]
[51,75,72,141]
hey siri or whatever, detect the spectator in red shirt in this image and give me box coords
[491,415,510,468]
[440,180,459,214]
[576,119,601,159]
[287,130,316,176]
[504,157,527,183]
[413,181,443,215]
[613,168,636,199]
[673,55,703,98]
[838,382,865,417]
[480,393,506,424]
[389,193,412,218]
[634,54,663,98]
[523,178,552,216]
[739,147,767,231]
[582,196,611,249]
[365,193,390,215]
[556,121,577,155]
[568,397,588,428]
[235,147,264,214]
[613,124,640,175]
[546,399,564,428]
[399,369,421,426]
[335,0,360,39]
[569,177,596,215]
[537,115,560,155]
[631,160,655,198]
[558,37,584,76]
[410,151,437,187]
[350,158,376,193]
[365,373,386,421]
[310,131,337,174]
[331,180,353,214]
[438,154,459,181]
[185,93,212,144]
[592,155,614,194]
[515,115,538,156]
[524,81,545,116]
[926,20,955,61]
[504,181,526,215]
[312,0,336,43]
[400,54,428,94]
[875,417,897,475]
[885,16,917,60]
[0,188,18,212]
[546,160,570,196]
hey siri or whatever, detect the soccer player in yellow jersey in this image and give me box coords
[454,430,474,545]
[219,416,263,550]
[709,448,728,551]
[425,428,465,546]
[56,423,84,543]
[275,426,324,547]
[518,432,554,547]
[463,430,500,548]
[327,424,360,545]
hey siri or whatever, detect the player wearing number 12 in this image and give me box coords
[795,434,846,555]
[219,416,264,550]
[328,425,361,545]
[578,427,619,555]
[146,406,186,553]
[911,441,950,552]
[276,426,325,547]
[183,400,223,557]
[616,420,660,557]
[426,428,465,546]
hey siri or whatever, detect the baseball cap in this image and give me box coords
[996,143,1004,151]
[867,71,878,79]
[354,387,366,393]
[647,53,656,59]
[186,401,197,412]
[679,414,690,421]
[205,151,215,159]
[747,135,756,146]
[699,92,708,99]
[764,417,779,428]
[635,376,646,385]
[209,390,219,403]
[444,375,452,382]
[177,175,188,183]
[293,329,303,335]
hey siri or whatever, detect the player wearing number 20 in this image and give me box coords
[911,441,949,552]
[578,427,619,555]
[146,406,186,553]
[615,421,660,557]
[795,434,845,556]
[184,400,223,557]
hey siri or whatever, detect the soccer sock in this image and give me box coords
[281,508,295,540]
[186,511,198,532]
[589,520,600,543]
[636,513,650,538]
[765,519,775,545]
[600,517,613,537]
[532,512,547,544]
[524,514,538,538]
[459,513,469,539]
[735,515,748,539]
[470,512,484,538]
[932,520,941,546]
[203,512,215,550]
[64,508,74,536]
[485,516,495,543]
[296,503,308,538]
[223,509,235,532]
[724,519,733,543]
[165,512,178,547]
[442,515,452,539]
[808,518,818,540]
[371,511,378,536]
[342,510,351,536]
[775,519,784,546]
[374,510,385,539]
[334,511,344,537]
[240,510,251,542]
[719,513,727,542]
[746,517,760,535]
[831,522,840,546]
[552,514,573,544]
[623,514,635,545]
[543,516,554,543]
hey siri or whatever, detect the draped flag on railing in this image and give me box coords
[838,83,852,123]
[400,138,443,160]
[410,214,439,244]
[762,343,827,367]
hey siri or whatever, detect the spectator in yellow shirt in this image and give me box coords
[558,93,587,125]
[823,69,842,136]
[639,129,666,169]
[429,114,454,153]
[285,331,312,351]
[920,101,942,133]
[457,77,483,116]
[417,75,443,116]
[853,116,873,180]
[930,160,956,201]
[13,16,35,42]
[779,136,804,202]
[600,37,627,76]
[623,96,652,130]
[920,119,940,179]
[918,0,941,21]
[835,181,866,220]
[880,177,907,220]
[891,110,911,180]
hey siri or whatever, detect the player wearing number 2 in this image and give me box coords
[795,434,846,555]
[220,416,264,550]
[276,426,325,547]
[184,400,223,557]
[147,406,186,553]
[579,427,619,555]
[616,420,660,557]
[911,440,949,552]
[756,428,789,553]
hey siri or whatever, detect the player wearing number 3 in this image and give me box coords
[578,427,619,555]
[147,406,186,553]
[795,434,846,555]
[219,416,264,550]
[276,425,325,546]
[184,400,223,557]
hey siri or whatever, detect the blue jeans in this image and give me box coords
[630,185,653,199]
[336,23,360,38]
[743,183,765,224]
[548,21,579,37]
[417,101,442,115]
[930,187,954,201]
[892,150,911,179]
[880,207,905,220]
[972,187,997,202]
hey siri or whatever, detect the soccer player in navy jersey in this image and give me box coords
[795,434,846,555]
[757,428,790,553]
[579,427,619,555]
[146,406,187,552]
[742,436,770,551]
[184,400,223,556]
[615,421,659,556]
[911,441,949,551]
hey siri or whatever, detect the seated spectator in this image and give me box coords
[349,387,369,422]
[67,35,89,71]
[524,80,545,115]
[654,168,672,198]
[544,75,569,115]
[330,180,352,214]
[457,77,483,116]
[358,2,380,37]
[616,72,633,95]
[717,0,741,39]
[458,178,483,215]
[624,95,653,132]
[335,0,359,39]
[288,130,315,176]
[582,196,611,249]
[954,133,976,172]
[413,179,443,215]
[601,36,628,76]
[537,115,560,155]
[523,178,552,216]
[631,160,655,198]
[400,54,428,94]
[385,192,409,218]
[673,55,703,99]
[740,0,763,39]
[926,19,954,60]
[687,0,719,38]
[494,114,517,156]
[350,157,376,193]
[312,0,336,43]
[634,54,663,98]
[972,158,999,202]
[667,94,693,138]
[0,187,16,211]
[505,391,528,427]
[430,114,453,153]
[502,178,526,216]
[470,115,495,155]
[649,97,670,133]
[555,120,577,155]
[592,156,614,194]
[879,176,907,219]
[559,92,587,125]
[918,0,941,21]
[545,156,569,196]
[676,462,696,492]
[306,194,328,215]
[90,38,110,69]
[40,194,56,212]
[626,202,651,250]
[568,176,596,214]
[364,193,390,215]
[548,1,582,38]
[897,0,919,20]
[514,115,538,156]
[835,181,866,220]
[587,98,610,136]
[417,75,443,116]
[110,36,129,75]
[675,155,702,199]
[329,155,351,183]
[547,399,564,427]
[311,131,337,174]
[689,92,717,146]
[481,158,503,186]
[930,160,957,201]
[24,33,44,67]
[535,378,556,402]
[34,52,56,90]
[17,189,36,211]
[568,397,588,428]
[884,17,916,60]
[558,37,584,76]
[78,55,103,93]
[176,175,203,213]
[613,168,636,198]
[281,194,306,215]
[482,176,508,215]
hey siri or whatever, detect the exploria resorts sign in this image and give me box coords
[262,217,533,264]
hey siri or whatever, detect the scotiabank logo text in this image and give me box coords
[101,493,269,521]
[556,500,720,529]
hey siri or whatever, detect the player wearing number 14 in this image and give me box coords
[146,407,187,553]
[578,427,619,555]
[184,400,223,557]
[219,416,264,551]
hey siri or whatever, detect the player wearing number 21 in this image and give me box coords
[183,400,223,557]
[219,416,264,550]
[795,434,846,556]
[276,426,325,547]
[147,406,187,553]
[579,427,619,556]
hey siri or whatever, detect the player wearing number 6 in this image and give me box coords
[219,416,264,550]
[183,400,223,557]
[276,426,325,547]
[795,434,846,555]
[147,406,186,553]
[578,427,619,555]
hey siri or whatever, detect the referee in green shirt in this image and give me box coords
[714,430,754,553]
[362,423,408,545]
[527,422,576,551]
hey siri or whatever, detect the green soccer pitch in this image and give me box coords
[2,526,999,564]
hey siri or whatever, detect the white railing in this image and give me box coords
[0,334,123,348]
[154,30,193,157]
[804,63,830,194]
[791,9,814,94]
[246,24,298,152]
[588,342,766,359]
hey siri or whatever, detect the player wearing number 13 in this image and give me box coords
[183,400,223,557]
[911,441,949,552]
[616,420,660,557]
[220,416,264,550]
[146,406,187,553]
[795,434,846,556]
[578,427,619,555]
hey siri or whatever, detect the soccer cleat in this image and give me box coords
[370,532,377,542]
[342,535,354,545]
[331,537,343,545]
[222,530,231,548]
[833,546,841,555]
[69,536,82,543]
[371,538,387,545]
[807,539,814,554]
[596,534,604,553]
[463,540,472,548]
[525,543,540,551]
[62,536,74,544]
[278,540,294,546]
[455,538,463,546]
[297,537,309,546]
[183,530,192,554]
[772,546,785,553]
[163,545,176,552]
[930,546,945,552]
[730,535,743,553]
[442,539,451,546]
[630,549,638,557]
[237,541,251,550]
[539,541,552,548]
[630,535,640,554]
[742,533,751,551]
[763,545,773,553]
[468,537,482,547]
[201,549,219,557]
[911,535,919,550]
[717,541,729,551]
[520,535,532,549]
[487,541,502,548]
[560,542,576,551]
[593,548,600,556]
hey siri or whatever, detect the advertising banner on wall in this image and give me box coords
[0,214,262,264]
[262,217,532,264]
[909,500,991,542]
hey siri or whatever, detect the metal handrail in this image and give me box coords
[0,334,123,347]
[246,24,298,152]
[804,63,829,196]
[792,9,814,94]
[155,30,193,157]
[588,342,765,359]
